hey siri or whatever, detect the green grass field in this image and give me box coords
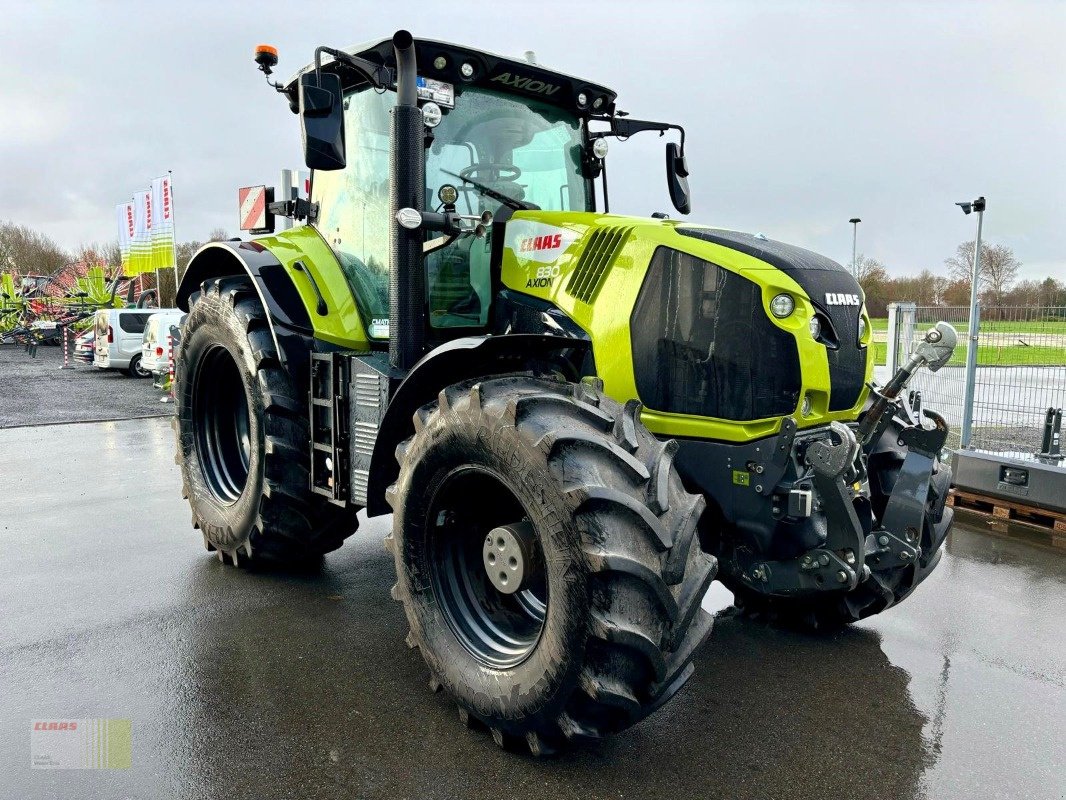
[870,317,1066,335]
[868,316,1065,366]
[871,342,1064,367]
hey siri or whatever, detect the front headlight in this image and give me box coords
[858,312,867,343]
[809,316,822,340]
[770,293,795,318]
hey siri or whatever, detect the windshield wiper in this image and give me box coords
[441,170,539,212]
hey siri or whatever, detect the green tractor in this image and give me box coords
[174,31,958,754]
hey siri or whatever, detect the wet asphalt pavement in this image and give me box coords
[0,345,172,429]
[1,418,1064,800]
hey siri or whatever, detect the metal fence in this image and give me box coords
[885,303,1066,459]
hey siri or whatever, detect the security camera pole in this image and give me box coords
[849,217,861,279]
[956,195,986,449]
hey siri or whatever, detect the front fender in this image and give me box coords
[365,334,590,516]
[177,240,315,374]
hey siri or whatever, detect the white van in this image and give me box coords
[93,308,158,377]
[141,310,186,376]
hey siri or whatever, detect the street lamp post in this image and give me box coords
[956,196,986,449]
[849,218,861,279]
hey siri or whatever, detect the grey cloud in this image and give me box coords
[1,0,1062,279]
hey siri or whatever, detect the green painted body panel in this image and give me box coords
[258,212,873,445]
[252,225,370,349]
[500,211,874,442]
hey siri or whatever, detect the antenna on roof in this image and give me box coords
[523,50,537,65]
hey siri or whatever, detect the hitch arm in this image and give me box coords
[805,422,866,589]
[858,321,957,446]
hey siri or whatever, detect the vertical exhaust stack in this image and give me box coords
[389,29,425,372]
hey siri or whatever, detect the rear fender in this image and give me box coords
[365,334,590,516]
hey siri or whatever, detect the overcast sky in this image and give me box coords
[2,0,1063,280]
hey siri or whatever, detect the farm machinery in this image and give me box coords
[173,31,957,754]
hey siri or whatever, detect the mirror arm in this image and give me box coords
[313,47,394,91]
[268,197,318,224]
[591,115,687,156]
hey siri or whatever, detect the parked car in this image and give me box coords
[93,308,168,377]
[73,330,94,364]
[141,310,186,377]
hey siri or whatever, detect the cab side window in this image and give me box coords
[313,88,394,332]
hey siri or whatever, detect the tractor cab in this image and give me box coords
[267,36,687,343]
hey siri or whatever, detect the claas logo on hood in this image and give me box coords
[518,234,563,253]
[825,293,861,306]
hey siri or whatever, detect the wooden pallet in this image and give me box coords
[948,488,1066,543]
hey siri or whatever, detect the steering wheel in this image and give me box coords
[459,163,522,183]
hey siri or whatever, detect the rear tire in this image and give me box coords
[174,276,357,566]
[387,375,716,754]
[128,354,150,378]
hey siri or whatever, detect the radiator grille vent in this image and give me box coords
[566,226,632,303]
[352,422,377,459]
[354,374,381,408]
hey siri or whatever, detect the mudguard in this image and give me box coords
[176,240,315,375]
[364,334,590,516]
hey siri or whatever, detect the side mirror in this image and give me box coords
[666,142,691,215]
[299,71,346,170]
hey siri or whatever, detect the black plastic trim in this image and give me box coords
[286,38,616,118]
[176,240,314,377]
[365,334,590,516]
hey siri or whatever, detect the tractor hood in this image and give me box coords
[498,211,873,441]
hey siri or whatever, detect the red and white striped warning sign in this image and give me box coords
[238,185,267,231]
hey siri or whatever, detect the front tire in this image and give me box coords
[387,375,717,754]
[174,276,357,566]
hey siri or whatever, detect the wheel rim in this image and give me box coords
[427,466,547,669]
[193,345,251,504]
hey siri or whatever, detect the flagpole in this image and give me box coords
[170,170,180,286]
[152,178,160,306]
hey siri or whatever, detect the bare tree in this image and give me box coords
[855,255,890,315]
[72,242,113,268]
[175,240,203,272]
[207,227,228,242]
[0,221,70,277]
[945,240,1021,302]
[1039,277,1066,306]
[855,254,888,284]
[931,275,949,306]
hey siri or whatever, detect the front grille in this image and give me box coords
[567,226,632,303]
[631,247,801,421]
[675,227,867,412]
[816,298,866,410]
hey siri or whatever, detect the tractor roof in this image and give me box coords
[286,36,617,117]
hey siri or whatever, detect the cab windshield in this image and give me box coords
[312,84,590,334]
